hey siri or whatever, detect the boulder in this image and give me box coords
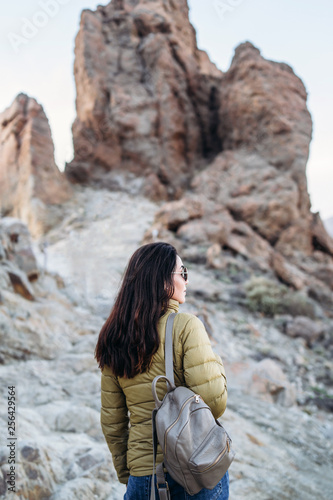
[177,207,273,268]
[1,261,35,300]
[0,290,74,363]
[0,218,38,280]
[55,405,100,436]
[207,243,226,270]
[248,359,296,407]
[271,252,306,290]
[285,316,325,346]
[155,197,204,231]
[6,442,55,499]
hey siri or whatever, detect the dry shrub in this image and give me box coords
[244,276,315,318]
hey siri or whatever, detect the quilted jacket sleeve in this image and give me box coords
[100,371,129,484]
[181,315,228,419]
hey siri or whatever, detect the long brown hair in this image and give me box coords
[95,242,177,378]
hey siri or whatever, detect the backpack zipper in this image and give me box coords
[196,440,230,473]
[164,394,197,452]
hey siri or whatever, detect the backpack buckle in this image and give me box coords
[157,481,169,490]
[157,481,170,500]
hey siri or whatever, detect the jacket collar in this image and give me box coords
[167,299,179,313]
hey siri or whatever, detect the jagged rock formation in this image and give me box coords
[65,0,333,303]
[143,42,333,304]
[0,93,72,236]
[66,0,222,199]
[219,42,312,247]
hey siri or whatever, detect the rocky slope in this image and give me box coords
[0,186,332,499]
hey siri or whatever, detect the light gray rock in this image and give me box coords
[285,315,325,345]
[55,405,100,436]
[225,390,333,500]
[51,478,96,500]
[0,265,12,291]
[248,358,297,407]
[0,217,38,279]
[1,260,35,300]
[0,290,74,363]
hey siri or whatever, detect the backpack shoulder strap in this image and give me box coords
[150,312,177,500]
[164,312,177,388]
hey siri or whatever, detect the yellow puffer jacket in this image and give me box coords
[100,299,228,484]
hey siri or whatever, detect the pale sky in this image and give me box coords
[1,0,332,219]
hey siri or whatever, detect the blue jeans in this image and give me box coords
[124,471,229,499]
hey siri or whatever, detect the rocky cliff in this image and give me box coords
[0,94,72,237]
[65,0,223,199]
[64,0,333,303]
[143,43,333,309]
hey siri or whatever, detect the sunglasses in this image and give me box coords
[172,266,188,281]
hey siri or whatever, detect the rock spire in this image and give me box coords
[0,93,72,236]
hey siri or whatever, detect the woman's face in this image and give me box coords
[171,255,188,304]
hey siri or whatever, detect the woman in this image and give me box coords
[95,242,229,499]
